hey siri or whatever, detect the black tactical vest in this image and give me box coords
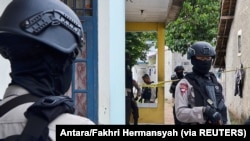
[185,72,228,124]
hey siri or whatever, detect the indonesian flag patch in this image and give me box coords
[180,83,188,96]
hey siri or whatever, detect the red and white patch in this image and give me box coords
[180,83,188,96]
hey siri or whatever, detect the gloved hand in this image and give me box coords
[203,106,222,125]
[134,96,139,101]
[138,97,143,103]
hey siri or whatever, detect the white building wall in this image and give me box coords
[0,0,12,99]
[223,0,250,120]
[132,64,149,85]
[98,0,125,124]
[164,48,173,100]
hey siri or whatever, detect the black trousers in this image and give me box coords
[126,92,139,125]
[131,99,139,125]
[125,95,131,125]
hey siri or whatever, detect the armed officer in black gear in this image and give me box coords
[169,65,185,125]
[125,52,139,125]
[169,65,185,99]
[0,0,94,140]
[174,41,230,125]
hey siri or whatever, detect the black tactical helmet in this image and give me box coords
[187,41,215,59]
[174,65,184,72]
[0,0,84,53]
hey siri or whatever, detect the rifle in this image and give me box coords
[205,99,223,125]
[204,85,224,125]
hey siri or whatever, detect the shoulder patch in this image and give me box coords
[180,82,188,96]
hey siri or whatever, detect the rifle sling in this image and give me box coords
[0,94,40,117]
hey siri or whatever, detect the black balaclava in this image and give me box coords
[0,34,75,97]
[191,57,212,75]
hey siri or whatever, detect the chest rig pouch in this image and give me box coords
[185,72,228,124]
[1,95,75,141]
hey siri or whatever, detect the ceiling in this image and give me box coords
[125,0,184,25]
[213,0,237,68]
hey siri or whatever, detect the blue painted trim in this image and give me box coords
[70,0,98,123]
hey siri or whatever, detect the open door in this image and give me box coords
[126,22,165,124]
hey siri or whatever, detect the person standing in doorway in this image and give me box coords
[141,74,157,103]
[131,79,141,125]
[125,52,134,124]
[125,52,140,125]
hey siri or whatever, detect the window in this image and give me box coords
[61,0,93,16]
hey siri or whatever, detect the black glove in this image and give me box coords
[134,96,139,101]
[138,97,143,103]
[203,106,222,125]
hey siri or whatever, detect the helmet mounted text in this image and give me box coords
[20,10,84,48]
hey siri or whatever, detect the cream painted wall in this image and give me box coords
[223,0,250,121]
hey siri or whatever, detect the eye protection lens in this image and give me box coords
[196,56,212,61]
